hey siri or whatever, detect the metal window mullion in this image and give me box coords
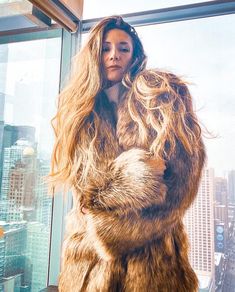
[47,24,81,286]
[0,27,61,44]
[81,0,235,32]
[47,28,72,287]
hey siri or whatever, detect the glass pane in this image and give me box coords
[0,37,61,291]
[136,14,235,290]
[83,0,216,20]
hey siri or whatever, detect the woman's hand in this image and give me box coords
[81,207,89,214]
[145,156,166,175]
[81,148,167,213]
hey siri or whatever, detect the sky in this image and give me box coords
[82,0,215,19]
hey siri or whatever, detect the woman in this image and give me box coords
[49,16,206,291]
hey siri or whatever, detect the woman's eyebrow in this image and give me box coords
[119,42,130,45]
[103,41,130,45]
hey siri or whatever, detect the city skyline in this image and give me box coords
[0,136,52,291]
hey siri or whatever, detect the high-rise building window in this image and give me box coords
[0,37,61,291]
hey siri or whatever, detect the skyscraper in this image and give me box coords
[228,170,235,204]
[35,160,52,227]
[1,141,25,202]
[1,140,37,222]
[0,221,28,291]
[26,222,50,291]
[8,146,37,222]
[0,118,4,194]
[0,222,5,279]
[184,167,215,292]
[0,125,35,198]
[0,93,5,153]
[0,43,8,192]
[214,177,229,248]
[214,177,228,206]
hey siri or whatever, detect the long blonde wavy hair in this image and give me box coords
[48,16,147,193]
[127,69,202,158]
[48,16,202,194]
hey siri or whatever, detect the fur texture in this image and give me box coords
[59,70,206,292]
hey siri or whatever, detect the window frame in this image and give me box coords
[82,0,235,32]
[0,25,81,287]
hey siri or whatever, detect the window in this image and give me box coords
[134,13,235,288]
[0,36,61,291]
[136,14,235,174]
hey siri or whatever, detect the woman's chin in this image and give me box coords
[105,79,122,88]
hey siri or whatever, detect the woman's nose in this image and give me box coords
[110,49,120,60]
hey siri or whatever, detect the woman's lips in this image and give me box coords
[107,65,122,70]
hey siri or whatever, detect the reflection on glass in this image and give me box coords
[0,37,61,291]
[0,0,32,17]
[136,14,235,291]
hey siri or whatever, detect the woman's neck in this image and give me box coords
[104,82,121,104]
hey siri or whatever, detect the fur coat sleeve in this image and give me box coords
[81,70,206,260]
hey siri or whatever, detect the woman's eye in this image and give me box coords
[102,47,110,52]
[102,46,130,53]
[120,47,130,52]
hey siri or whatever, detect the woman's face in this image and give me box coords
[102,29,133,86]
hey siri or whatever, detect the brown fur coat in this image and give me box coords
[59,70,206,292]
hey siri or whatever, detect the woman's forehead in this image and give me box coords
[103,29,133,44]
